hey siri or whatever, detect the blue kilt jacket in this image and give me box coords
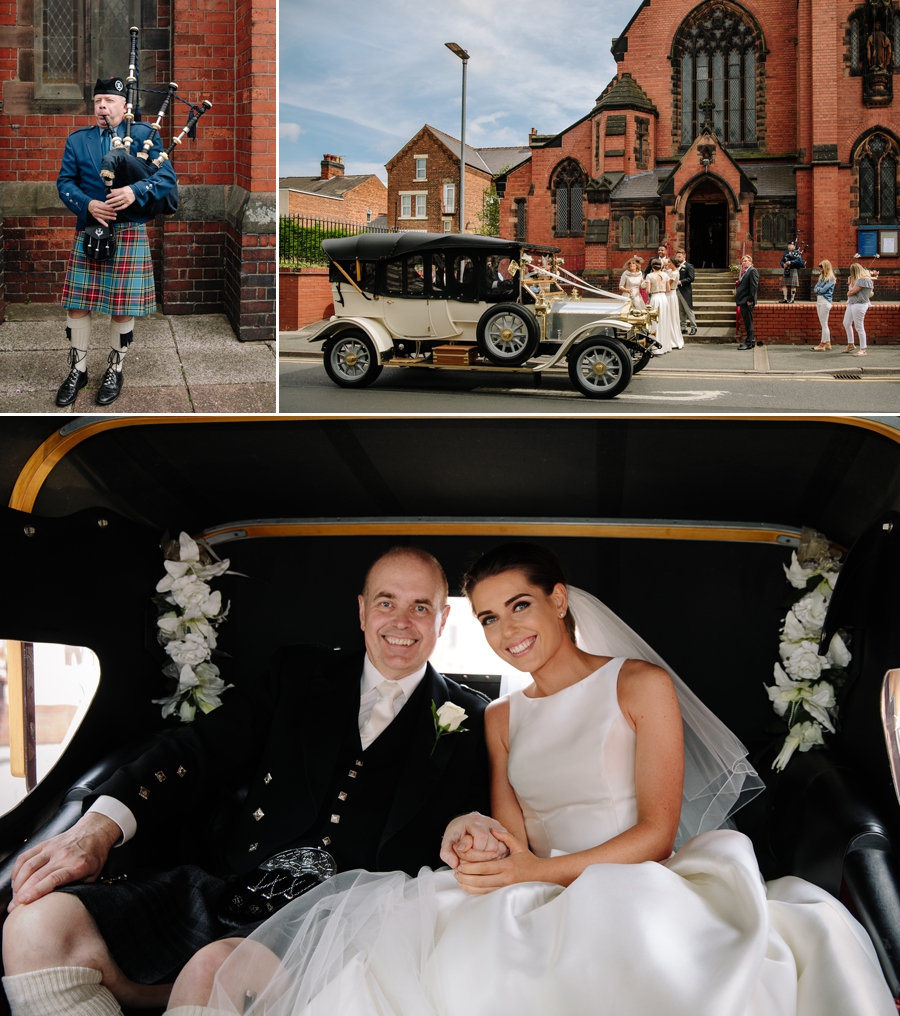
[57,121,177,231]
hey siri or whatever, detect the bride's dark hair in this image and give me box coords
[462,543,577,643]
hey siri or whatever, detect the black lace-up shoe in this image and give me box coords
[96,352,124,405]
[56,348,87,406]
[56,367,87,406]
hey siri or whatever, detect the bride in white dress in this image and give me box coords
[202,545,896,1016]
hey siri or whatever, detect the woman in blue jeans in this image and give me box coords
[812,260,836,350]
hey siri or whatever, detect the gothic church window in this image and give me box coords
[633,215,646,247]
[674,3,760,148]
[856,132,899,223]
[618,215,632,249]
[647,215,660,248]
[552,160,586,236]
[775,214,789,246]
[760,213,773,246]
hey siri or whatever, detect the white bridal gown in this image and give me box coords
[210,658,896,1016]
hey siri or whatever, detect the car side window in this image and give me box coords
[480,255,516,302]
[359,261,377,293]
[449,255,477,302]
[384,258,404,295]
[407,254,426,296]
[430,254,446,298]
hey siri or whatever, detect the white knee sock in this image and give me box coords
[2,966,122,1016]
[109,318,134,371]
[66,313,91,373]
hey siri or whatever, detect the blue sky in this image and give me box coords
[280,0,637,182]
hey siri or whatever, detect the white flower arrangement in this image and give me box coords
[152,531,234,723]
[766,530,850,771]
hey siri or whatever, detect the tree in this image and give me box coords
[477,182,501,236]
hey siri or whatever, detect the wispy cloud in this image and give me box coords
[280,0,631,177]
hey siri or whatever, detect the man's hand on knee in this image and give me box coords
[9,813,121,910]
[440,813,510,869]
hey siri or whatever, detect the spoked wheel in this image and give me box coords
[567,335,634,399]
[476,304,540,366]
[631,333,654,374]
[323,330,383,388]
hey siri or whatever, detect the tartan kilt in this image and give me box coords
[782,268,799,288]
[61,222,156,317]
[56,865,265,985]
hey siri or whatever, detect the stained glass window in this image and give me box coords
[675,3,760,147]
[618,216,632,249]
[857,134,899,224]
[553,161,586,236]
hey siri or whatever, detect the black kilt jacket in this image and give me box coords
[85,646,491,878]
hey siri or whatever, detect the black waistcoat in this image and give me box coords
[295,675,431,872]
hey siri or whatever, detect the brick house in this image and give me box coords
[0,0,276,341]
[386,124,529,233]
[279,155,387,225]
[495,0,900,299]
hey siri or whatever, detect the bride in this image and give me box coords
[193,544,895,1016]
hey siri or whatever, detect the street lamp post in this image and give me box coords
[445,42,468,233]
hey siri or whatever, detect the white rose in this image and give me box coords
[165,633,209,667]
[783,642,824,682]
[171,578,213,612]
[436,701,467,731]
[792,591,829,631]
[772,720,825,771]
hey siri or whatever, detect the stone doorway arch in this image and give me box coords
[686,179,730,268]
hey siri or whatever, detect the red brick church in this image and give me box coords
[497,0,899,301]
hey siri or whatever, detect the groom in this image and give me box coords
[1,547,492,1016]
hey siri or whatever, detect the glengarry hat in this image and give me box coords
[93,77,126,97]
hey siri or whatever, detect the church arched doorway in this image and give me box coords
[687,181,729,268]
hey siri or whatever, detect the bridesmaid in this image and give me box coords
[664,259,683,350]
[641,259,671,355]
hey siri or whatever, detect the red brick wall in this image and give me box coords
[233,0,275,194]
[754,302,900,343]
[279,267,332,331]
[286,176,387,224]
[223,225,275,340]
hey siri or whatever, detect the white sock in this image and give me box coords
[109,318,134,372]
[2,966,122,1016]
[66,313,91,373]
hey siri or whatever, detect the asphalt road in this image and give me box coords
[278,350,900,414]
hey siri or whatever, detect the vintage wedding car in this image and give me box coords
[304,233,658,399]
[1,416,900,1012]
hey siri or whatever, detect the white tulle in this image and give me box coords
[207,598,895,1016]
[565,586,765,847]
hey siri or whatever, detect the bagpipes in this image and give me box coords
[85,26,212,261]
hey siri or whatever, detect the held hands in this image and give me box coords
[440,812,510,869]
[8,812,121,911]
[454,829,544,895]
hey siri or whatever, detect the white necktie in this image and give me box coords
[360,680,403,750]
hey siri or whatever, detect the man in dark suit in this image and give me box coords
[2,548,491,1016]
[735,254,760,350]
[674,250,697,336]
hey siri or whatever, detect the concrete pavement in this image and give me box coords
[2,303,276,414]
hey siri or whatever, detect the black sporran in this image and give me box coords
[82,219,117,262]
[219,846,337,923]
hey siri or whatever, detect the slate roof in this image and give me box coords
[594,73,657,114]
[610,168,669,200]
[414,126,531,177]
[279,175,379,198]
[743,165,797,198]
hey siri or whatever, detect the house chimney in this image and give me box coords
[321,154,344,180]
